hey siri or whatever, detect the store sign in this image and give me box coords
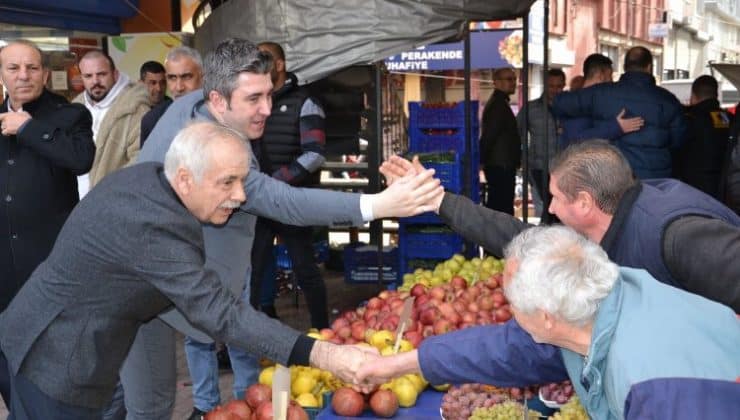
[384,30,520,71]
[648,23,670,38]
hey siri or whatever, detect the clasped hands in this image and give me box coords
[311,341,419,393]
[371,155,445,219]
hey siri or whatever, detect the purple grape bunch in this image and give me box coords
[539,380,575,405]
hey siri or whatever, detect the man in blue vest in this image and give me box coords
[381,140,740,311]
[250,42,329,325]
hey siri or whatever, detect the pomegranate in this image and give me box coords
[244,383,272,410]
[450,276,467,289]
[369,389,400,418]
[332,387,364,417]
[205,406,238,420]
[429,286,446,301]
[366,297,383,309]
[409,283,427,297]
[223,399,252,420]
[495,308,512,322]
[331,317,349,331]
[286,401,309,420]
[253,401,273,420]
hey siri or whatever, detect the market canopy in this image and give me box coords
[194,0,536,83]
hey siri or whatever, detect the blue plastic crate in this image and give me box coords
[398,227,464,259]
[418,153,463,193]
[400,211,443,224]
[408,101,479,129]
[408,127,479,154]
[343,245,399,283]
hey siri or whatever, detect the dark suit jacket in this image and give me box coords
[0,90,94,311]
[140,97,172,147]
[0,163,310,409]
[480,89,521,169]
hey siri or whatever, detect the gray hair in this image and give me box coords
[503,225,619,326]
[202,38,273,103]
[165,46,203,70]
[549,140,637,214]
[164,121,248,183]
[0,39,48,68]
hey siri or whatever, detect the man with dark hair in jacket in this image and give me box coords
[553,47,685,178]
[138,60,168,106]
[558,53,644,149]
[673,75,730,200]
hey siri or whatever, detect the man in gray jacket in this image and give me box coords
[108,38,442,420]
[0,121,385,419]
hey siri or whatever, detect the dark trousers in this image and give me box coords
[529,169,559,224]
[250,217,329,329]
[484,166,516,215]
[0,351,101,420]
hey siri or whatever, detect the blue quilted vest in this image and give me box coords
[608,179,740,288]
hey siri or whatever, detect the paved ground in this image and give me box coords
[0,267,381,420]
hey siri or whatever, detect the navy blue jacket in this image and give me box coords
[553,72,686,178]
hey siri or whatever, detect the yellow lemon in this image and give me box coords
[307,332,323,340]
[258,366,275,386]
[369,330,394,349]
[432,383,451,392]
[397,339,414,352]
[295,392,320,408]
[392,377,419,407]
[404,374,425,393]
[380,346,395,356]
[291,374,317,396]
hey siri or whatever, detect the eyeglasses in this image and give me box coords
[496,77,517,81]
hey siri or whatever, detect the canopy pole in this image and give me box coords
[522,8,530,223]
[371,64,384,288]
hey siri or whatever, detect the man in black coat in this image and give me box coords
[0,39,95,405]
[673,75,730,199]
[480,67,521,215]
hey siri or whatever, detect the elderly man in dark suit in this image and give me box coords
[0,39,94,405]
[0,121,428,419]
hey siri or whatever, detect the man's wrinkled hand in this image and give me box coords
[311,341,381,386]
[0,111,32,137]
[372,166,444,219]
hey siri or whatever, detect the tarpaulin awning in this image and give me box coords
[711,62,740,90]
[194,0,536,83]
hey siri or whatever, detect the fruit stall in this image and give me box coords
[204,254,589,420]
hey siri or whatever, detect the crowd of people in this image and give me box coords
[0,36,738,420]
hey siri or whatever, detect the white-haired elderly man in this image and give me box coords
[357,225,740,420]
[0,121,424,419]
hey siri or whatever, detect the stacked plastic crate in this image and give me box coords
[398,102,480,277]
